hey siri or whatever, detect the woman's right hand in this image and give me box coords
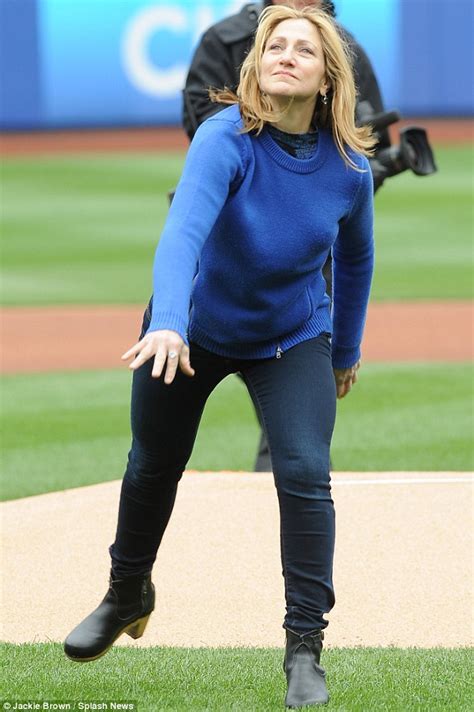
[121,329,195,384]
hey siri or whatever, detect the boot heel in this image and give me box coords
[125,614,150,639]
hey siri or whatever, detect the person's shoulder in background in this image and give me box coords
[208,2,260,45]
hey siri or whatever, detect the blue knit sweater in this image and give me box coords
[148,104,374,368]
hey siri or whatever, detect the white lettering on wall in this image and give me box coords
[121,6,188,97]
[121,2,247,98]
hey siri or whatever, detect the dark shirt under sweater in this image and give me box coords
[267,125,318,159]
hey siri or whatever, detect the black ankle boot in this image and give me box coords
[284,628,329,708]
[64,571,155,662]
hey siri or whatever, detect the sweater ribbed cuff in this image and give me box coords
[146,311,189,345]
[331,345,361,369]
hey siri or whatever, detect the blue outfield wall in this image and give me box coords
[0,0,473,130]
[0,0,42,128]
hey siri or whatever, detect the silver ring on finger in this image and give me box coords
[168,351,178,359]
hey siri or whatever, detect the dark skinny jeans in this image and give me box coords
[109,325,337,633]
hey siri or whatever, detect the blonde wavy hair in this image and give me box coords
[210,5,376,167]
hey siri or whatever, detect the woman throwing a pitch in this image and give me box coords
[65,6,375,707]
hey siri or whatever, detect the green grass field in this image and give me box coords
[1,643,472,711]
[1,362,472,500]
[1,145,472,305]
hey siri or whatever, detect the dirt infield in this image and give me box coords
[0,119,472,156]
[1,301,471,374]
[1,471,472,648]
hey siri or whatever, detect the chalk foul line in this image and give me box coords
[333,477,473,486]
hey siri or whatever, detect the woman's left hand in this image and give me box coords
[333,360,361,399]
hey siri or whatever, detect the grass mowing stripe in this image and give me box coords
[0,369,258,500]
[370,145,473,301]
[1,146,472,304]
[1,363,472,501]
[1,643,472,711]
[1,154,183,306]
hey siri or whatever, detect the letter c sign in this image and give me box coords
[121,6,188,97]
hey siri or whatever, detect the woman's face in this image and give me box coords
[259,18,327,103]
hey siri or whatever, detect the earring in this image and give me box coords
[321,94,328,105]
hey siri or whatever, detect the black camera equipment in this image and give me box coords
[357,101,437,180]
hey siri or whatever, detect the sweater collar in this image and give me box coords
[258,124,329,173]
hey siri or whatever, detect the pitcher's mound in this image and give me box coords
[1,471,472,648]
